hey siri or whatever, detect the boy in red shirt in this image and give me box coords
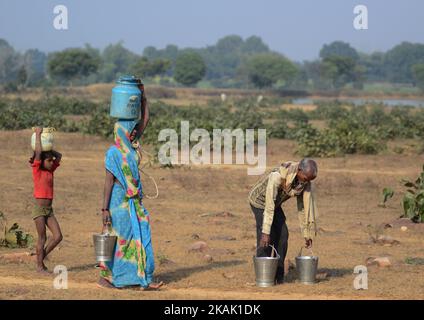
[29,127,63,274]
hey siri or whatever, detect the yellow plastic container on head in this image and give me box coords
[31,127,55,151]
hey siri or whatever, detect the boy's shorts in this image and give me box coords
[32,205,54,220]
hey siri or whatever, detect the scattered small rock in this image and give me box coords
[210,235,236,241]
[389,218,424,231]
[222,272,235,279]
[199,211,235,218]
[158,257,176,266]
[188,241,208,252]
[216,211,235,218]
[203,254,213,263]
[191,234,200,240]
[209,248,235,256]
[401,226,408,232]
[317,228,345,236]
[352,239,375,246]
[4,287,30,297]
[405,257,424,265]
[366,256,392,268]
[376,235,400,246]
[0,252,35,264]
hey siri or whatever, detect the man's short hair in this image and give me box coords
[299,158,318,178]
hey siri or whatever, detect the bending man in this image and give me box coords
[248,158,319,284]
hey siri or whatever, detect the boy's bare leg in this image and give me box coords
[44,216,63,257]
[34,216,48,272]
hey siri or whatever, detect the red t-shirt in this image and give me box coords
[31,159,60,199]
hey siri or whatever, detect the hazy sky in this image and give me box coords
[0,0,423,61]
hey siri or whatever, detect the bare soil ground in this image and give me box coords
[0,130,423,300]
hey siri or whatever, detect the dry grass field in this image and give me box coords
[0,129,423,299]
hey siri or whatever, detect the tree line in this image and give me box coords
[1,35,424,91]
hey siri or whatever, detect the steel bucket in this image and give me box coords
[253,245,280,287]
[295,247,318,284]
[93,233,117,262]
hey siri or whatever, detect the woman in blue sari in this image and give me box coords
[98,95,162,290]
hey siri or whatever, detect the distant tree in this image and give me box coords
[81,44,103,84]
[132,57,171,78]
[303,60,326,89]
[289,63,309,89]
[142,46,156,60]
[320,56,356,89]
[245,53,298,88]
[47,48,99,84]
[23,49,47,86]
[412,64,424,92]
[0,39,20,84]
[359,51,386,82]
[16,66,27,88]
[100,42,139,82]
[320,41,359,61]
[243,36,269,54]
[143,45,179,63]
[174,51,206,86]
[384,42,424,83]
[215,35,244,54]
[352,64,366,89]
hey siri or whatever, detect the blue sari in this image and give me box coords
[99,120,155,288]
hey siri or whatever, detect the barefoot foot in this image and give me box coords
[97,278,118,289]
[146,281,164,290]
[36,267,51,276]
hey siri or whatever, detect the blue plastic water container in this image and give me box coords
[110,75,143,119]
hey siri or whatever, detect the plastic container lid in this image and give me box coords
[117,75,141,85]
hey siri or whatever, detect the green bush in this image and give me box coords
[0,103,65,130]
[310,100,351,120]
[1,95,424,159]
[267,121,289,139]
[295,119,384,157]
[401,165,424,223]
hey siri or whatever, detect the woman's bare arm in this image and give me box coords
[140,98,150,135]
[101,170,115,229]
[136,85,150,139]
[103,170,114,210]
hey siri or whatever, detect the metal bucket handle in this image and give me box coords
[269,244,280,259]
[101,224,113,236]
[297,246,315,257]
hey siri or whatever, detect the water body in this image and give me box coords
[292,98,424,108]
